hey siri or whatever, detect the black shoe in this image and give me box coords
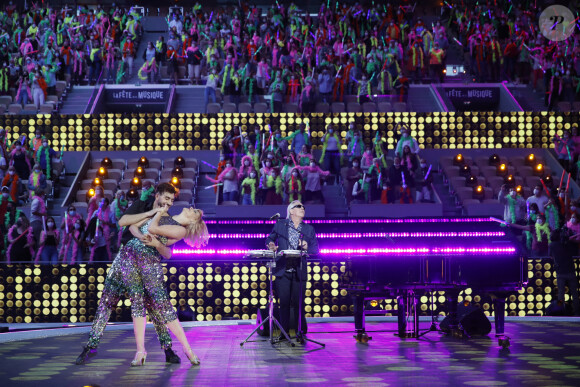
[75,346,97,365]
[274,335,288,343]
[164,347,181,364]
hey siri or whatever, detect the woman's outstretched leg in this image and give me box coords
[166,319,200,365]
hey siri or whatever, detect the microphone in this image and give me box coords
[269,213,280,221]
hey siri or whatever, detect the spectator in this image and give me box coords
[207,158,239,203]
[186,41,202,85]
[550,224,580,315]
[240,169,259,205]
[264,167,283,205]
[509,214,550,257]
[6,215,34,263]
[59,205,83,263]
[346,157,364,204]
[554,131,574,171]
[360,146,374,172]
[395,125,420,158]
[287,167,304,204]
[317,67,333,104]
[89,197,113,262]
[69,217,86,264]
[285,124,310,157]
[30,188,47,244]
[415,159,434,203]
[35,216,60,264]
[36,138,57,180]
[319,124,342,182]
[347,130,365,164]
[10,142,31,180]
[499,184,527,225]
[140,41,158,84]
[527,184,549,214]
[28,164,47,196]
[297,145,313,167]
[110,190,127,251]
[2,166,20,204]
[87,185,105,220]
[388,156,412,202]
[204,68,218,112]
[295,160,330,204]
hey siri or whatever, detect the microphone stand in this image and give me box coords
[241,215,294,347]
[295,232,325,348]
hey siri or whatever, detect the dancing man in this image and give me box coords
[266,200,319,341]
[76,183,182,365]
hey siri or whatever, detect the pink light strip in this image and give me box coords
[172,247,517,256]
[202,218,495,225]
[206,232,506,239]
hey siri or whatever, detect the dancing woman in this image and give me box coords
[125,206,209,366]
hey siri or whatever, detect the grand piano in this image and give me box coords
[319,219,527,340]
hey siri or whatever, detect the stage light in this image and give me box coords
[171,176,181,189]
[496,163,507,177]
[172,167,184,178]
[100,157,113,168]
[175,156,186,168]
[131,176,142,190]
[489,154,500,166]
[543,175,553,187]
[504,174,515,188]
[134,166,146,178]
[534,163,544,176]
[96,167,108,179]
[473,185,485,200]
[92,177,102,188]
[515,185,523,194]
[86,188,95,202]
[127,188,139,201]
[466,175,478,187]
[453,154,463,166]
[526,154,535,166]
[138,156,149,168]
[460,164,471,177]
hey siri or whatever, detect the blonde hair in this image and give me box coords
[184,209,209,248]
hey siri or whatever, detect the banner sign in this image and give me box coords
[106,89,169,104]
[444,87,500,110]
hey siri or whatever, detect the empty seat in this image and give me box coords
[475,156,508,168]
[573,102,580,111]
[221,201,239,206]
[284,103,299,113]
[253,102,268,113]
[393,102,407,112]
[76,190,113,203]
[176,190,193,203]
[163,157,198,170]
[524,175,542,189]
[314,102,330,113]
[362,102,377,112]
[487,176,505,195]
[0,104,6,114]
[443,166,460,179]
[377,102,392,112]
[7,104,22,114]
[558,101,571,112]
[223,103,237,113]
[39,104,54,114]
[0,95,12,106]
[119,178,155,191]
[85,168,123,181]
[91,158,126,170]
[331,102,345,113]
[343,95,358,105]
[127,158,162,170]
[161,168,196,180]
[124,168,159,180]
[46,95,59,105]
[160,178,194,191]
[81,179,117,191]
[515,166,533,178]
[238,102,252,113]
[347,102,361,113]
[206,103,221,113]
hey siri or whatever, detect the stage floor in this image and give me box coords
[1,319,580,386]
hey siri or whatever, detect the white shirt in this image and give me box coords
[526,194,549,214]
[0,156,6,181]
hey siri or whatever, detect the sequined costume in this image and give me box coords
[85,216,178,349]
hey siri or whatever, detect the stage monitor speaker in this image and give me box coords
[255,306,280,336]
[440,304,491,336]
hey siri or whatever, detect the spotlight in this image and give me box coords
[473,185,485,200]
[174,156,186,168]
[459,164,471,177]
[369,300,378,307]
[97,167,108,179]
[465,175,478,187]
[92,177,102,188]
[496,163,508,177]
[453,154,464,166]
[86,188,95,202]
[534,163,544,176]
[101,157,113,168]
[525,154,535,166]
[134,166,146,178]
[489,154,500,166]
[138,156,149,168]
[170,176,181,189]
[515,185,523,195]
[172,167,184,178]
[127,188,139,201]
[130,176,142,190]
[543,175,553,188]
[504,174,515,188]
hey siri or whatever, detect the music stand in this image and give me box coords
[293,240,325,348]
[240,249,294,347]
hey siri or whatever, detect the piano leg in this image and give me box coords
[493,298,506,335]
[397,294,407,337]
[353,294,365,333]
[446,290,461,335]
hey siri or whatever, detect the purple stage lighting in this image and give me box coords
[172,246,517,257]
[201,218,497,226]
[205,231,506,239]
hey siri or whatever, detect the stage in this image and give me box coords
[1,318,580,386]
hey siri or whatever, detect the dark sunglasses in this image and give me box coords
[293,205,304,209]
